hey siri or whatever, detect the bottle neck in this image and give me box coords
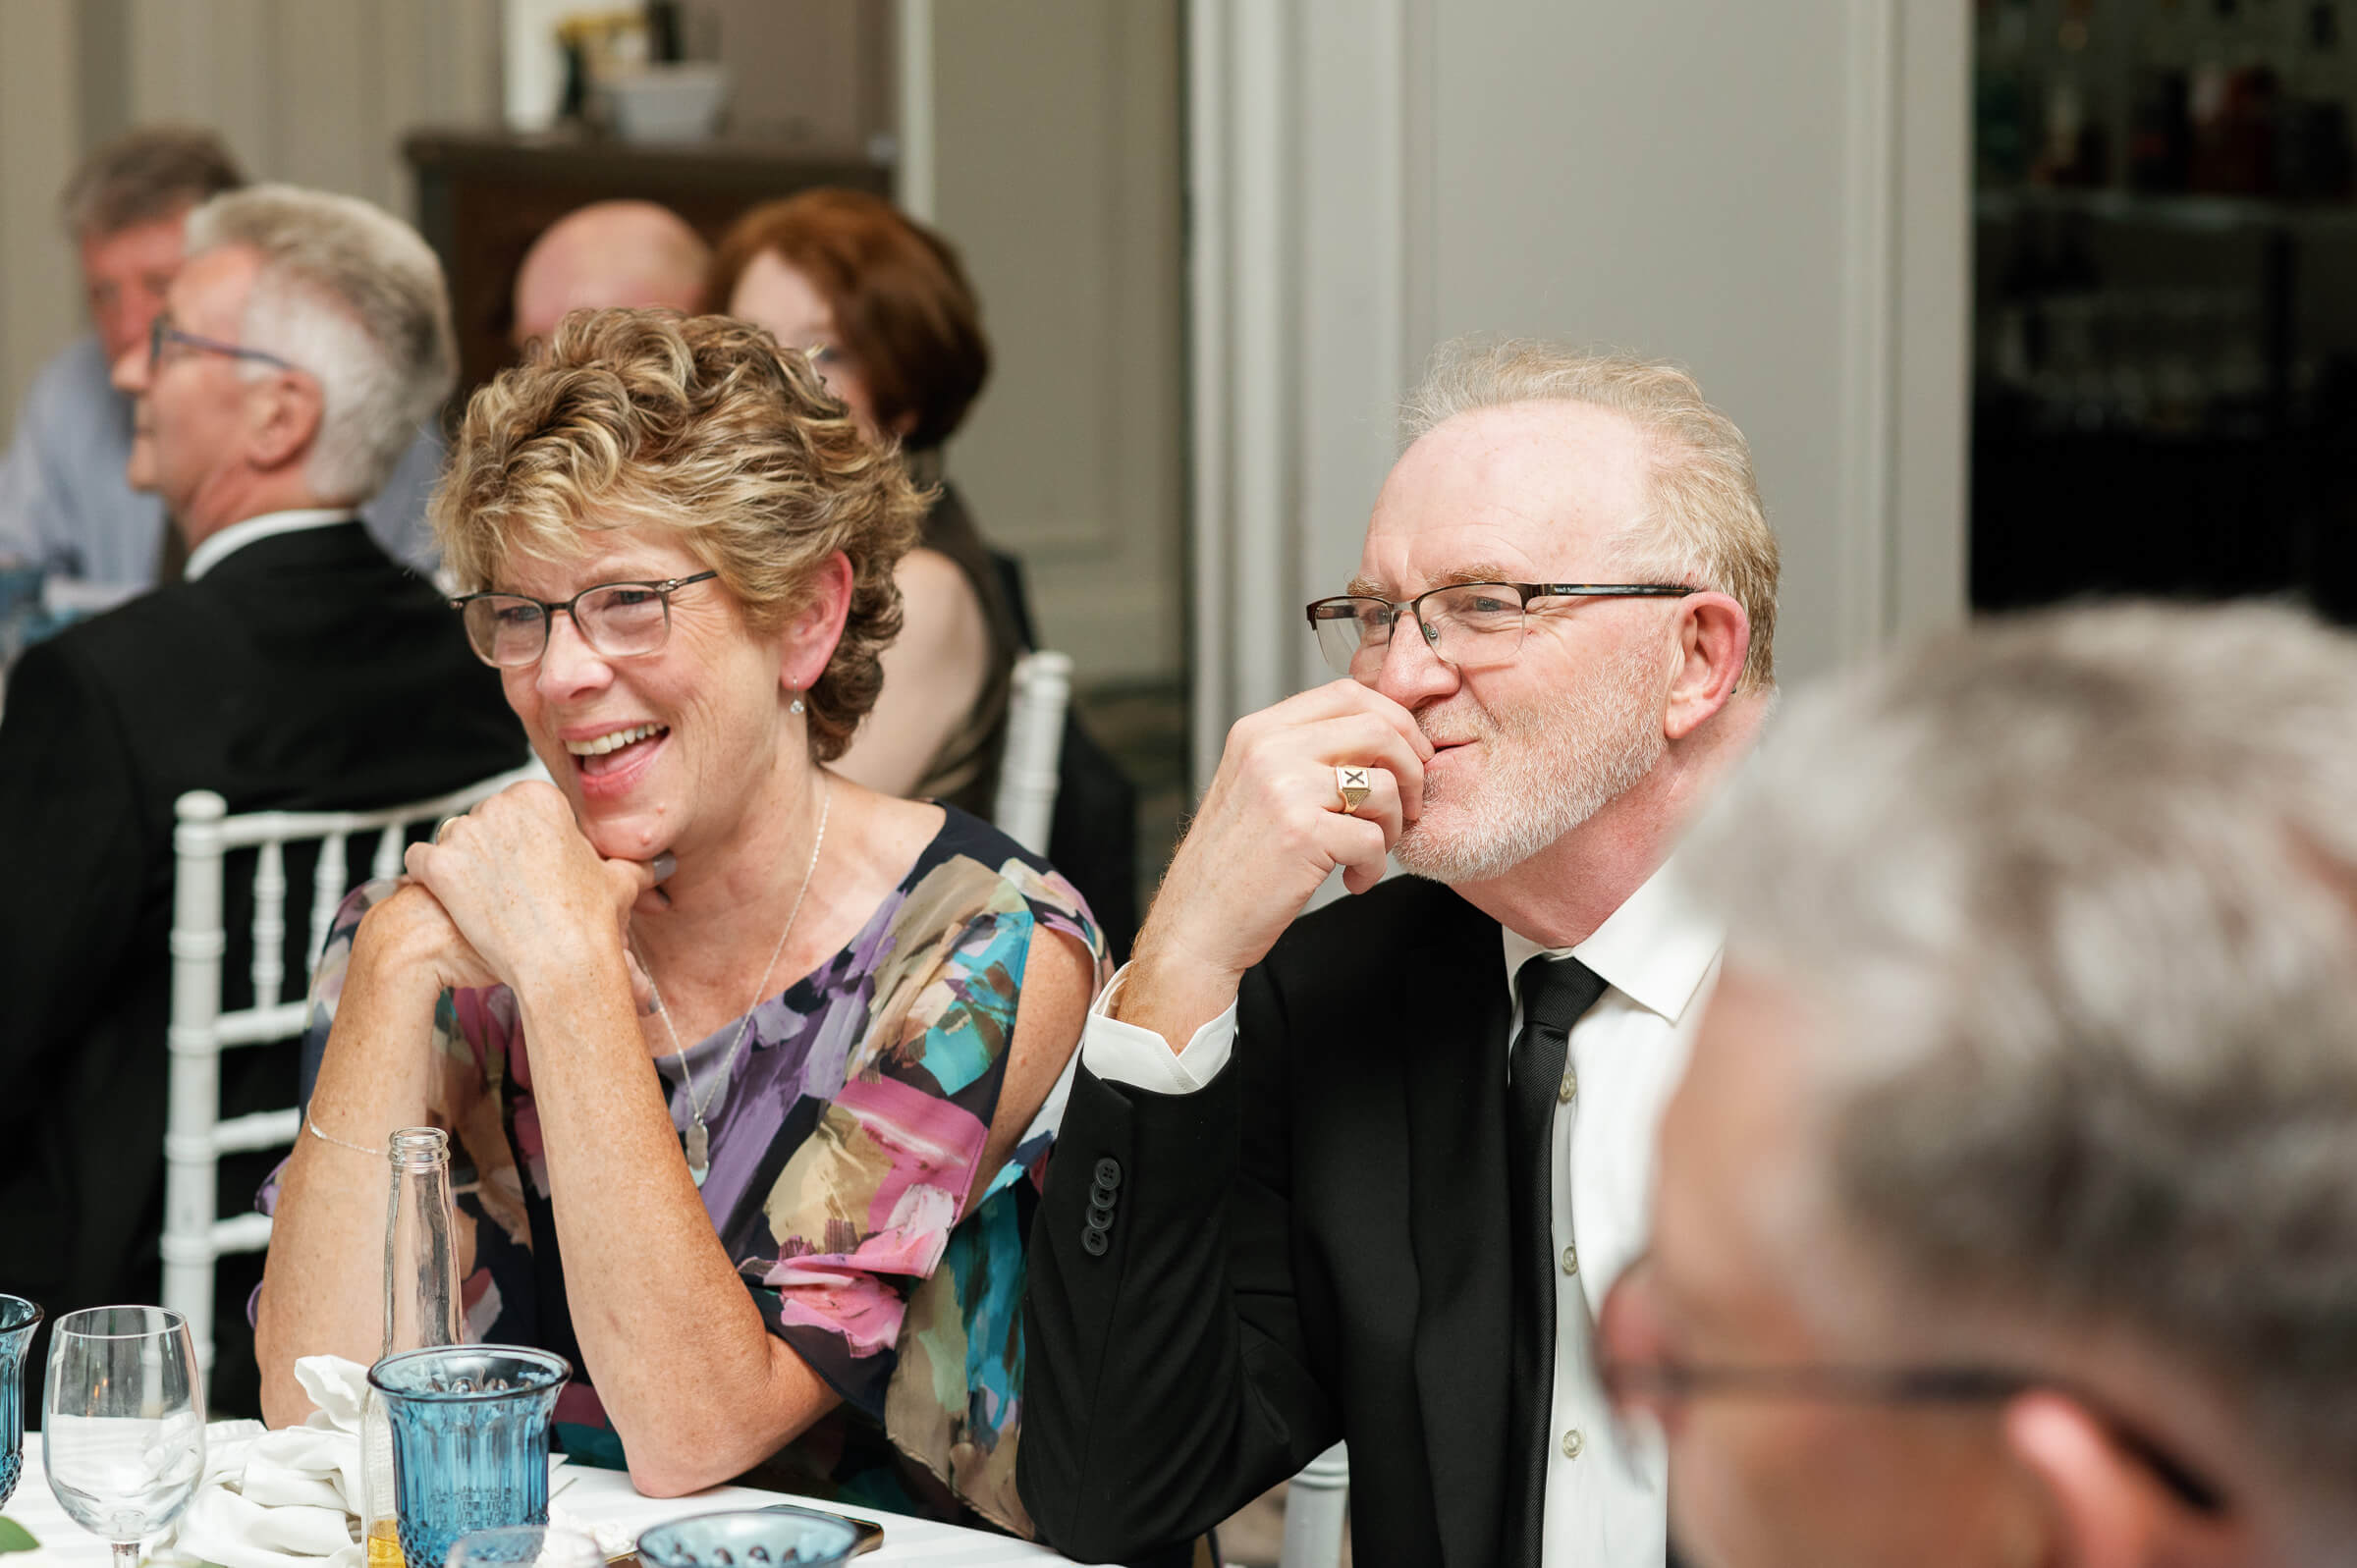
[383,1127,462,1355]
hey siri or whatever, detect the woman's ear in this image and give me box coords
[1663,590,1749,741]
[782,549,856,693]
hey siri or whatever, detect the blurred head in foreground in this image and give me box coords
[510,199,710,349]
[1626,601,2357,1568]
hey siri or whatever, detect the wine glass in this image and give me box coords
[43,1306,206,1568]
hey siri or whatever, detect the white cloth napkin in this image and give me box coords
[166,1356,576,1568]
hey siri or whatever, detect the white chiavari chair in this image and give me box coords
[992,649,1072,854]
[161,765,539,1376]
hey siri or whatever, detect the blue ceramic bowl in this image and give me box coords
[634,1508,863,1568]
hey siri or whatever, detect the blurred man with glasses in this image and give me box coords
[0,185,521,1420]
[0,128,441,608]
[1632,600,2357,1568]
[1021,339,1779,1568]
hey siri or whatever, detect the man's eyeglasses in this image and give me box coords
[1591,1252,2228,1516]
[450,571,720,669]
[1304,581,1695,681]
[147,315,304,376]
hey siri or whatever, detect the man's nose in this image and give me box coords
[110,335,149,396]
[1374,611,1458,704]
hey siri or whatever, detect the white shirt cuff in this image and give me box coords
[1079,962,1238,1094]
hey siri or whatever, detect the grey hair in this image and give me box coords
[185,185,455,502]
[1401,337,1780,691]
[1686,600,2357,1493]
[59,126,244,241]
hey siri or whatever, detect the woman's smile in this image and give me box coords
[566,720,670,776]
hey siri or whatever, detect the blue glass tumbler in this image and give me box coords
[0,1295,40,1509]
[366,1346,570,1568]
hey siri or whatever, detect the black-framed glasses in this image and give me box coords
[1591,1252,2227,1516]
[450,571,720,668]
[1304,580,1695,681]
[146,314,304,376]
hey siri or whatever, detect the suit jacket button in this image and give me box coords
[1089,1187,1118,1216]
[1081,1226,1110,1257]
[1094,1157,1123,1190]
[1084,1205,1114,1233]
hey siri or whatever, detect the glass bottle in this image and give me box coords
[360,1127,463,1568]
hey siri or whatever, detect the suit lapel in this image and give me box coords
[1402,888,1514,1567]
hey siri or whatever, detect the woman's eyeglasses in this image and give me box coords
[450,571,719,669]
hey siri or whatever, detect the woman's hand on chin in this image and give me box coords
[402,779,665,1000]
[354,879,504,997]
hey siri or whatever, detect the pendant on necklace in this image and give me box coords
[684,1119,710,1186]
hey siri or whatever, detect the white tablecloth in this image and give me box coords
[3,1434,1074,1568]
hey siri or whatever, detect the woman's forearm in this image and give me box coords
[509,946,841,1493]
[253,927,447,1426]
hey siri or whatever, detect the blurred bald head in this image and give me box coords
[511,200,709,347]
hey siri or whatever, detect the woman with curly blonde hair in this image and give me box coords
[255,308,1104,1534]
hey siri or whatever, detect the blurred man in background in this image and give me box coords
[509,198,710,348]
[0,184,522,1418]
[1639,601,2357,1568]
[0,128,440,604]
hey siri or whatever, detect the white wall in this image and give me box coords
[1191,0,1970,779]
[0,0,85,433]
[0,0,500,432]
[918,0,1188,689]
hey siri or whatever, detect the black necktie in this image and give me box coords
[1504,953,1608,1568]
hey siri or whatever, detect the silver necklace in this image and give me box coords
[644,777,831,1186]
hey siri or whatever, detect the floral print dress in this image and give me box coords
[276,805,1105,1535]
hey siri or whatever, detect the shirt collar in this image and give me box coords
[1499,854,1723,1023]
[184,508,356,581]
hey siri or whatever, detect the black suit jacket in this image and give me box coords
[0,521,523,1415]
[1021,876,1528,1568]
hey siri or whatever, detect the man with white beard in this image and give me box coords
[1018,339,1780,1568]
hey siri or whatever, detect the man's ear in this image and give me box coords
[1663,590,1748,740]
[246,371,325,477]
[782,549,856,693]
[2004,1392,2239,1568]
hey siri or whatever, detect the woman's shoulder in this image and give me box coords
[883,802,1105,960]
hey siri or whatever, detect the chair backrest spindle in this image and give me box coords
[310,831,350,963]
[370,822,404,882]
[250,839,287,1009]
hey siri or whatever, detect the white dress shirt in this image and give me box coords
[1082,859,1722,1568]
[184,507,364,581]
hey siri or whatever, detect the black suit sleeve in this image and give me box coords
[0,636,152,1093]
[1019,965,1336,1562]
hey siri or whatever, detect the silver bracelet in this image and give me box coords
[303,1115,381,1156]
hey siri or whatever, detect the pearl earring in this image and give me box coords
[789,690,805,715]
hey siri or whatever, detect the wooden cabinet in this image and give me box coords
[403,129,892,396]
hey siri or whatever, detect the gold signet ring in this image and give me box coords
[1335,765,1373,815]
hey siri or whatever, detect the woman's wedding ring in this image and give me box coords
[1335,766,1373,815]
